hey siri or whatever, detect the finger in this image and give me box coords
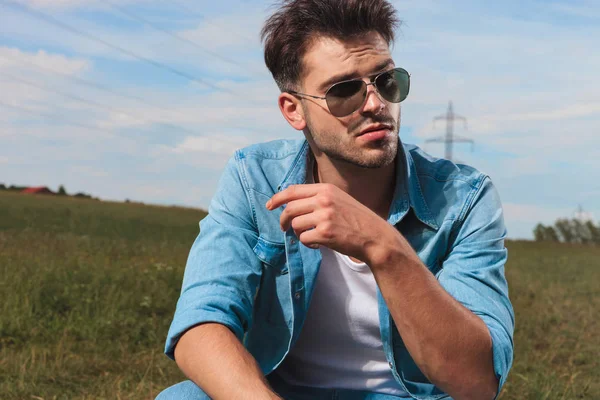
[266,184,321,210]
[280,198,317,231]
[298,228,322,249]
[289,213,319,236]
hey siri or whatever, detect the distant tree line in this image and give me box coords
[0,183,28,191]
[0,183,96,200]
[534,218,600,245]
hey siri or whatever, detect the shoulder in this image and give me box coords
[229,138,307,197]
[404,143,486,187]
[404,143,494,224]
[236,139,305,162]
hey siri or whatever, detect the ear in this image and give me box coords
[278,92,307,131]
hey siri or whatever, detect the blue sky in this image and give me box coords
[1,0,599,239]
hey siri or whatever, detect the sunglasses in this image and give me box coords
[288,67,410,117]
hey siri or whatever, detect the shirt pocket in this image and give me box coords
[252,237,290,327]
[253,236,288,274]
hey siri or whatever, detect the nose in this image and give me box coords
[360,81,386,115]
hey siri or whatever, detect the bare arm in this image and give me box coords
[174,323,282,400]
[369,235,498,400]
[269,181,512,399]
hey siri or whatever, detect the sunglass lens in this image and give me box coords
[324,68,410,117]
[326,80,366,117]
[376,69,409,103]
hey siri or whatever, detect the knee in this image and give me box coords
[155,380,210,400]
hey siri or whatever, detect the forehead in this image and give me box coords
[301,32,392,91]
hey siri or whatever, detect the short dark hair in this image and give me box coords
[261,0,401,91]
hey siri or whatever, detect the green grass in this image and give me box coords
[1,191,598,399]
[501,241,599,399]
[0,192,204,399]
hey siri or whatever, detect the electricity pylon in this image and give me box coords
[425,101,474,162]
[573,204,593,222]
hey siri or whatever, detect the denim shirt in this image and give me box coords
[164,139,514,400]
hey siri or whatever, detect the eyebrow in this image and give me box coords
[318,58,395,92]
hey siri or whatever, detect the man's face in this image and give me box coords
[298,31,401,168]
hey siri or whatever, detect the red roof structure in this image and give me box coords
[22,187,54,195]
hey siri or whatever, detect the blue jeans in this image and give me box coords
[156,372,412,400]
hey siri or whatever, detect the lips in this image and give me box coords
[358,124,393,136]
[356,125,393,143]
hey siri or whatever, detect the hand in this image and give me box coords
[266,183,394,263]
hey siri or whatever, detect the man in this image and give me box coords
[157,0,514,399]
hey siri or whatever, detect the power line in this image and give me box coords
[99,0,253,72]
[425,101,474,162]
[0,71,244,146]
[0,100,112,135]
[1,71,152,123]
[1,95,252,154]
[169,0,251,42]
[0,55,175,113]
[98,0,267,79]
[0,1,274,146]
[0,0,230,93]
[1,97,253,157]
[0,56,269,141]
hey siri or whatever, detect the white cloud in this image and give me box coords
[179,13,264,50]
[172,135,252,156]
[548,2,600,19]
[71,165,109,178]
[498,157,551,177]
[1,1,272,80]
[0,48,274,142]
[391,0,445,15]
[503,203,577,225]
[470,102,600,126]
[0,47,90,75]
[17,0,146,9]
[0,46,291,156]
[0,47,95,119]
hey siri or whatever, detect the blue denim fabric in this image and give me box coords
[163,139,514,400]
[157,373,413,399]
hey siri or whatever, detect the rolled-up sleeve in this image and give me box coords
[164,153,263,360]
[437,176,515,396]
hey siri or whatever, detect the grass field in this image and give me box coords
[1,191,598,399]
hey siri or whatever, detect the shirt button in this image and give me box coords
[389,362,394,369]
[294,292,301,300]
[290,239,296,245]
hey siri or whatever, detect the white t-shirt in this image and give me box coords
[274,245,408,396]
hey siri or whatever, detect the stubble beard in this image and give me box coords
[305,108,401,169]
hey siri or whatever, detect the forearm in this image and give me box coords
[174,323,282,400]
[368,231,498,400]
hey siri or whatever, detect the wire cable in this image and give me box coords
[169,0,252,43]
[0,55,175,112]
[1,43,278,142]
[0,71,245,146]
[99,0,253,71]
[0,100,112,135]
[0,56,270,139]
[0,0,231,93]
[2,71,152,122]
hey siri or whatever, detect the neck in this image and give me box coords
[312,153,397,220]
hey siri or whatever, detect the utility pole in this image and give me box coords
[573,204,593,222]
[426,101,474,161]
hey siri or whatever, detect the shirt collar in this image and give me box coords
[392,144,439,230]
[278,139,439,231]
